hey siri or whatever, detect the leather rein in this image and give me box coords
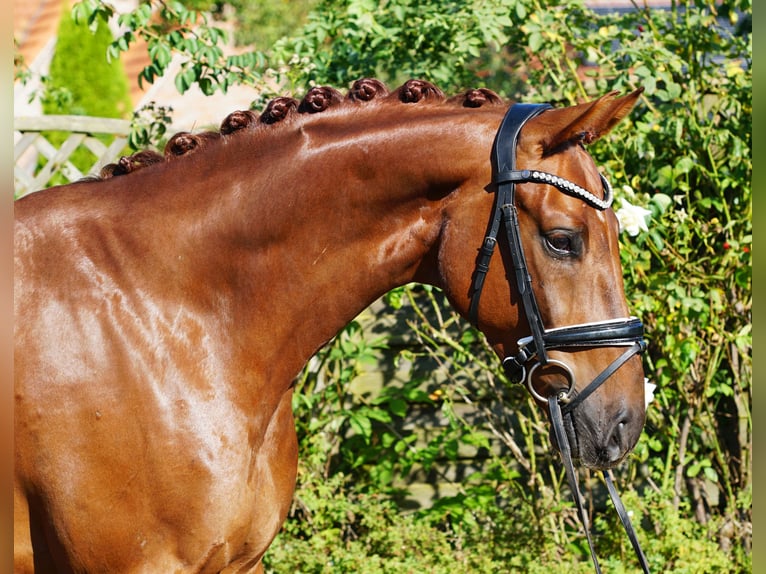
[470,103,651,573]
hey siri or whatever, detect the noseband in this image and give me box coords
[470,103,651,573]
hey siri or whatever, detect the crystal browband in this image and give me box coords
[494,169,614,210]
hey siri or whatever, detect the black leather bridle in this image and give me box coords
[470,102,651,573]
[469,102,646,399]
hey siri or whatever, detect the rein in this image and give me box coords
[470,103,650,572]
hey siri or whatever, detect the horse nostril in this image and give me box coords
[605,418,629,463]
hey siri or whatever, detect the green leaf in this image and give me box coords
[675,156,695,175]
[387,398,407,418]
[174,67,193,93]
[349,412,372,441]
[528,31,543,52]
[362,407,391,424]
[150,42,172,69]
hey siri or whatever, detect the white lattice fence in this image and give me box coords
[14,115,131,198]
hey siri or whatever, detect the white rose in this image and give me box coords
[644,379,657,408]
[615,200,652,236]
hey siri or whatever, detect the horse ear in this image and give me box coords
[541,88,644,153]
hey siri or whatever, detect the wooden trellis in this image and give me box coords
[14,115,131,198]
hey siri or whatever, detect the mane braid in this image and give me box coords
[221,110,259,135]
[260,97,299,124]
[165,131,221,157]
[77,78,506,184]
[449,88,503,108]
[79,150,164,183]
[347,78,389,102]
[298,86,344,114]
[391,79,445,103]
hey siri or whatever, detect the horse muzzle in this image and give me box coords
[551,399,646,470]
[501,317,648,470]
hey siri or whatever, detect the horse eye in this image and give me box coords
[544,232,579,256]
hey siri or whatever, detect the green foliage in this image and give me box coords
[265,476,572,573]
[72,0,529,98]
[40,2,133,184]
[269,0,523,90]
[211,0,317,49]
[634,489,752,573]
[128,101,174,150]
[44,2,132,118]
[72,0,264,95]
[583,1,752,527]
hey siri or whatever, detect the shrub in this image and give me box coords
[43,1,132,118]
[39,2,133,183]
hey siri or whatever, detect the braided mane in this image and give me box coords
[93,79,504,181]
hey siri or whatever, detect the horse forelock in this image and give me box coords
[88,78,505,184]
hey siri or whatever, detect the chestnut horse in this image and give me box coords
[15,79,646,572]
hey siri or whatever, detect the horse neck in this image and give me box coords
[157,105,502,382]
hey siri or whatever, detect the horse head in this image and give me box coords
[438,89,646,470]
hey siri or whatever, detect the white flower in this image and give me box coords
[615,200,652,236]
[644,378,657,408]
